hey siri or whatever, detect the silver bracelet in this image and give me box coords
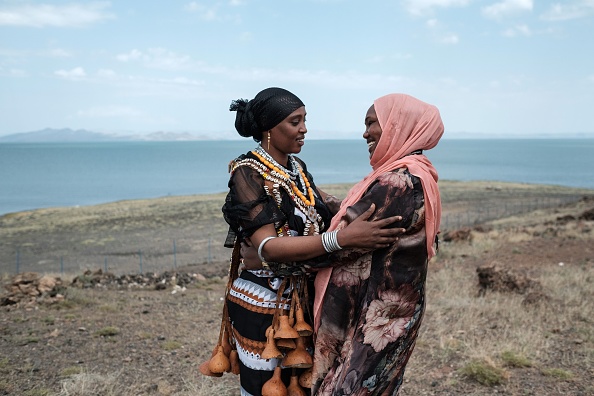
[322,230,342,253]
[257,236,276,261]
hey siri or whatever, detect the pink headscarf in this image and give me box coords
[313,93,444,332]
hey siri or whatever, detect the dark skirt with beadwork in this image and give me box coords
[222,152,329,395]
[227,269,312,396]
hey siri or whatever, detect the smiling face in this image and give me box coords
[267,106,307,162]
[363,104,382,158]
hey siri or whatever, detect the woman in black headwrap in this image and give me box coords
[211,87,402,395]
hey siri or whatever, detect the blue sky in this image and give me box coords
[1,0,593,139]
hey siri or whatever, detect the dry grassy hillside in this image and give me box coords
[0,180,589,276]
[0,181,593,395]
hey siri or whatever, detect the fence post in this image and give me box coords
[208,234,212,264]
[139,250,143,274]
[104,257,108,273]
[60,257,64,275]
[16,248,20,274]
[173,240,177,270]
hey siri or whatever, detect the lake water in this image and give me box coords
[1,138,593,215]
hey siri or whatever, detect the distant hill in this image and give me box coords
[0,128,212,143]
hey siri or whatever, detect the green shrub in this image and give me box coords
[541,368,573,380]
[501,350,532,368]
[459,360,508,386]
[95,326,120,337]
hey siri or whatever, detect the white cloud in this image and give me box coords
[365,53,413,64]
[115,48,192,71]
[438,77,458,86]
[540,1,594,21]
[0,48,72,58]
[54,67,86,80]
[46,48,72,58]
[184,1,219,20]
[76,105,143,118]
[161,77,204,86]
[589,75,594,83]
[482,0,533,20]
[365,56,385,64]
[395,53,414,60]
[425,18,458,45]
[86,71,206,97]
[426,18,439,27]
[439,33,460,44]
[220,67,413,92]
[184,1,241,22]
[502,24,532,37]
[239,31,253,42]
[402,0,471,16]
[0,67,27,77]
[0,2,113,28]
[97,69,117,78]
[115,49,143,62]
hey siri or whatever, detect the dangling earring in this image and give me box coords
[267,131,271,151]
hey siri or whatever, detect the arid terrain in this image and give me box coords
[1,181,593,395]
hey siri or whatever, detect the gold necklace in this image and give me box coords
[252,150,316,207]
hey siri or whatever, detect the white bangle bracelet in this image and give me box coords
[322,230,342,253]
[257,236,276,261]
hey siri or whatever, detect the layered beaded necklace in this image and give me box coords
[229,146,322,236]
[253,147,315,207]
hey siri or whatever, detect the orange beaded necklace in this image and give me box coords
[252,150,316,207]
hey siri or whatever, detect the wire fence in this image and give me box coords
[440,194,584,231]
[4,233,231,278]
[2,193,590,277]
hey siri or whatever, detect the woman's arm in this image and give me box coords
[306,170,419,269]
[251,203,402,263]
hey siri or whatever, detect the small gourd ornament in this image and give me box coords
[262,366,288,396]
[287,369,307,396]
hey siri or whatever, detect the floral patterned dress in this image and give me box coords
[312,168,429,396]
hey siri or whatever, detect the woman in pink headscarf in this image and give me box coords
[311,93,444,395]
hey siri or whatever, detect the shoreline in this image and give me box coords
[3,180,594,218]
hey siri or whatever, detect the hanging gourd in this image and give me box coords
[275,315,299,340]
[261,325,283,360]
[229,349,241,375]
[293,306,313,337]
[299,367,313,389]
[262,366,288,396]
[282,336,312,369]
[287,370,307,396]
[208,345,231,374]
[199,345,223,377]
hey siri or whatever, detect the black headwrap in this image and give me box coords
[229,87,305,142]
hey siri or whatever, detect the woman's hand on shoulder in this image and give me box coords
[337,203,405,249]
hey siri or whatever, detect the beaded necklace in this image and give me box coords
[254,146,298,180]
[229,151,323,235]
[252,148,316,207]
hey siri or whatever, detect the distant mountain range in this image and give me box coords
[2,128,593,143]
[0,128,214,143]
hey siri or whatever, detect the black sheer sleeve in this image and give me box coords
[222,164,287,243]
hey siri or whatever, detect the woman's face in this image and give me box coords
[363,105,382,158]
[268,106,307,157]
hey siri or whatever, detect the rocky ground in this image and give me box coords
[1,182,593,395]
